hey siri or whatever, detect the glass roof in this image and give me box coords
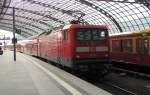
[0,0,150,37]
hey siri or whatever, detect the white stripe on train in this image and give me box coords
[76,46,108,52]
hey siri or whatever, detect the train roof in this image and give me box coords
[17,40,33,45]
[27,35,39,40]
[110,28,150,37]
[63,24,107,30]
[110,32,135,36]
[37,24,108,37]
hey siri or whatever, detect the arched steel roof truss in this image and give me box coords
[75,0,123,32]
[0,0,150,37]
[0,25,32,37]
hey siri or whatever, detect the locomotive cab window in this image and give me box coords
[63,30,68,41]
[92,30,107,40]
[76,28,107,40]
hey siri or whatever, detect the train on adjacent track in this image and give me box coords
[12,24,111,77]
[109,28,150,67]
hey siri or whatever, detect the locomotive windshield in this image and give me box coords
[76,28,108,40]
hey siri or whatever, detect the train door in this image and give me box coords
[36,38,39,56]
[57,34,60,65]
[61,30,69,66]
[33,43,38,56]
[136,38,149,64]
[38,42,42,57]
[56,31,63,65]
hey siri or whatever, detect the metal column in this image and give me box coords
[12,7,16,61]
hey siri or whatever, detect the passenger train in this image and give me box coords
[12,24,111,77]
[110,28,150,67]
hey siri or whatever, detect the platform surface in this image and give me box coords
[0,51,112,95]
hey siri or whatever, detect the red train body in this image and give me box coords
[6,44,14,51]
[110,29,150,66]
[7,26,150,74]
[23,24,110,75]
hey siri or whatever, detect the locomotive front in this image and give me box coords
[71,24,110,75]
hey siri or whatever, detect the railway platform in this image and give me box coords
[0,51,111,95]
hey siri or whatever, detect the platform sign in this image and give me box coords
[12,38,17,44]
[15,28,21,35]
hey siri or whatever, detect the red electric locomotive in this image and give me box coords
[37,24,110,75]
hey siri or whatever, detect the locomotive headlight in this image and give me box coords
[105,54,108,57]
[76,55,80,59]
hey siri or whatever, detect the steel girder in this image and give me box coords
[14,7,65,25]
[0,25,31,37]
[1,18,47,32]
[2,13,54,28]
[22,0,87,22]
[0,0,149,38]
[1,6,64,27]
[0,0,11,18]
[139,0,150,10]
[89,0,150,10]
[0,22,36,35]
[75,0,123,32]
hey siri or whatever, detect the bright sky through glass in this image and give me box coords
[0,29,13,46]
[0,29,13,38]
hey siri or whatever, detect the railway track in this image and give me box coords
[103,81,138,95]
[112,66,150,79]
[95,75,141,95]
[34,56,149,95]
[95,69,150,95]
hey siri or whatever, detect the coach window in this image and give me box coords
[122,39,132,53]
[64,30,68,41]
[112,40,121,52]
[136,39,141,54]
[136,38,149,54]
[144,39,149,54]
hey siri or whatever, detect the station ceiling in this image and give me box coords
[0,0,150,37]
